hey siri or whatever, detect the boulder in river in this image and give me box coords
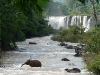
[29,42,37,44]
[65,68,81,73]
[65,45,73,49]
[58,42,66,46]
[61,58,70,61]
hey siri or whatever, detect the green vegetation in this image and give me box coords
[44,0,68,16]
[44,0,100,17]
[51,25,85,42]
[82,27,100,75]
[0,0,56,51]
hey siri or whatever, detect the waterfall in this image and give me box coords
[48,16,95,31]
[48,16,66,29]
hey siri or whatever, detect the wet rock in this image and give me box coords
[0,65,5,68]
[78,44,86,53]
[61,58,70,61]
[73,45,83,57]
[29,42,37,44]
[65,68,81,73]
[74,46,81,53]
[58,42,65,46]
[76,44,86,52]
[66,45,73,49]
[73,44,86,57]
[74,53,81,57]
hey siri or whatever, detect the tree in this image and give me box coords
[78,0,99,26]
[0,0,50,50]
[0,1,26,50]
[90,0,98,26]
[62,0,90,15]
[11,0,50,16]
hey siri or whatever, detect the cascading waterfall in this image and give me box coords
[48,16,66,29]
[48,16,95,31]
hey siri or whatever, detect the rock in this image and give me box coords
[74,53,81,57]
[65,68,81,73]
[61,58,70,61]
[59,42,65,46]
[73,45,83,57]
[29,42,37,44]
[0,65,5,68]
[74,46,81,53]
[66,45,73,49]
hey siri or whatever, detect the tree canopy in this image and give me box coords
[0,0,56,50]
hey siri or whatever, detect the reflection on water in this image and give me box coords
[0,35,93,75]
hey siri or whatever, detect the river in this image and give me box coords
[0,35,93,75]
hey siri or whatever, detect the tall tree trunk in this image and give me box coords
[90,0,98,27]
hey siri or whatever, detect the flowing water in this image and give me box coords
[0,35,93,75]
[47,16,95,31]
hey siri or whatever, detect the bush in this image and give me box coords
[87,53,100,75]
[51,25,85,43]
[51,35,64,42]
[82,27,100,75]
[85,27,100,53]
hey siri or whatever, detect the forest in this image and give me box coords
[45,0,100,16]
[0,0,56,51]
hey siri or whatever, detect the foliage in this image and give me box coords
[21,14,55,38]
[51,25,85,42]
[44,0,100,16]
[85,27,100,53]
[0,2,26,50]
[85,53,100,75]
[43,0,100,20]
[0,0,55,50]
[44,0,68,16]
[8,0,50,16]
[80,27,100,75]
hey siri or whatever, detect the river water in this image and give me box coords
[0,35,93,75]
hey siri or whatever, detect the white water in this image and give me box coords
[48,16,95,31]
[0,35,93,75]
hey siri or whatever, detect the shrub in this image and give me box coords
[51,35,64,42]
[82,27,100,75]
[85,27,100,53]
[51,24,85,43]
[87,53,100,75]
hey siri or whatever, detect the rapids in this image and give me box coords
[0,35,93,75]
